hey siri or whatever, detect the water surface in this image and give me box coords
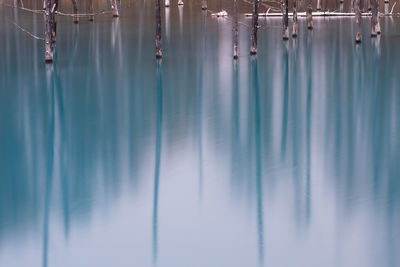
[1,1,400,267]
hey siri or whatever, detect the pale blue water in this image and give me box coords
[1,1,400,266]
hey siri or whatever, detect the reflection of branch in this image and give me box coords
[6,18,44,41]
[1,3,43,13]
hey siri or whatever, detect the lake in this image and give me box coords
[0,0,400,266]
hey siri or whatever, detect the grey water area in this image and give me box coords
[1,0,400,266]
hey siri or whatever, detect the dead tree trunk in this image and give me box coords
[51,0,58,43]
[88,0,94,21]
[110,0,119,17]
[306,0,313,29]
[202,0,207,10]
[45,0,53,62]
[371,0,378,36]
[317,0,321,10]
[376,1,381,34]
[292,0,297,37]
[233,0,238,58]
[282,0,289,40]
[71,0,78,23]
[155,0,162,58]
[250,0,259,54]
[355,0,362,43]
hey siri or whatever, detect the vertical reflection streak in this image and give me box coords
[252,57,264,266]
[152,60,163,265]
[305,33,312,227]
[198,12,206,201]
[42,65,55,267]
[281,43,289,160]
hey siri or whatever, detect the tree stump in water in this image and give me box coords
[155,0,162,58]
[250,0,259,54]
[292,0,298,37]
[371,0,378,36]
[72,0,78,23]
[202,0,207,10]
[111,0,119,17]
[233,0,238,58]
[88,0,94,21]
[307,0,313,29]
[355,0,362,43]
[45,0,57,62]
[282,0,289,40]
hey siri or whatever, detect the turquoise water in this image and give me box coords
[1,1,400,266]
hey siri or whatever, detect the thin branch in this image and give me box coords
[6,18,45,41]
[0,2,43,14]
[56,10,112,17]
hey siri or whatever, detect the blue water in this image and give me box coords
[1,0,400,266]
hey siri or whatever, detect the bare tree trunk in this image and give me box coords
[71,0,78,23]
[45,0,53,62]
[317,0,321,10]
[282,0,289,40]
[165,0,170,7]
[233,0,238,58]
[202,0,207,10]
[292,0,297,37]
[351,0,355,12]
[376,0,381,34]
[51,0,58,43]
[110,0,119,17]
[307,0,313,29]
[250,0,258,54]
[384,0,389,13]
[155,0,162,58]
[178,0,184,5]
[88,0,94,21]
[371,0,378,36]
[355,0,362,43]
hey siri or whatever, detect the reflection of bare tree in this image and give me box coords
[152,60,163,265]
[305,32,312,227]
[251,57,264,266]
[42,64,56,267]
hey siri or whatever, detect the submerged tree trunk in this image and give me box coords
[155,0,162,58]
[71,0,78,23]
[202,0,207,10]
[88,0,94,21]
[355,0,362,42]
[233,0,238,58]
[282,0,289,40]
[110,0,119,17]
[250,0,259,54]
[293,0,297,37]
[306,0,313,29]
[45,0,53,62]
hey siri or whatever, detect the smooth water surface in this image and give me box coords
[1,0,400,266]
